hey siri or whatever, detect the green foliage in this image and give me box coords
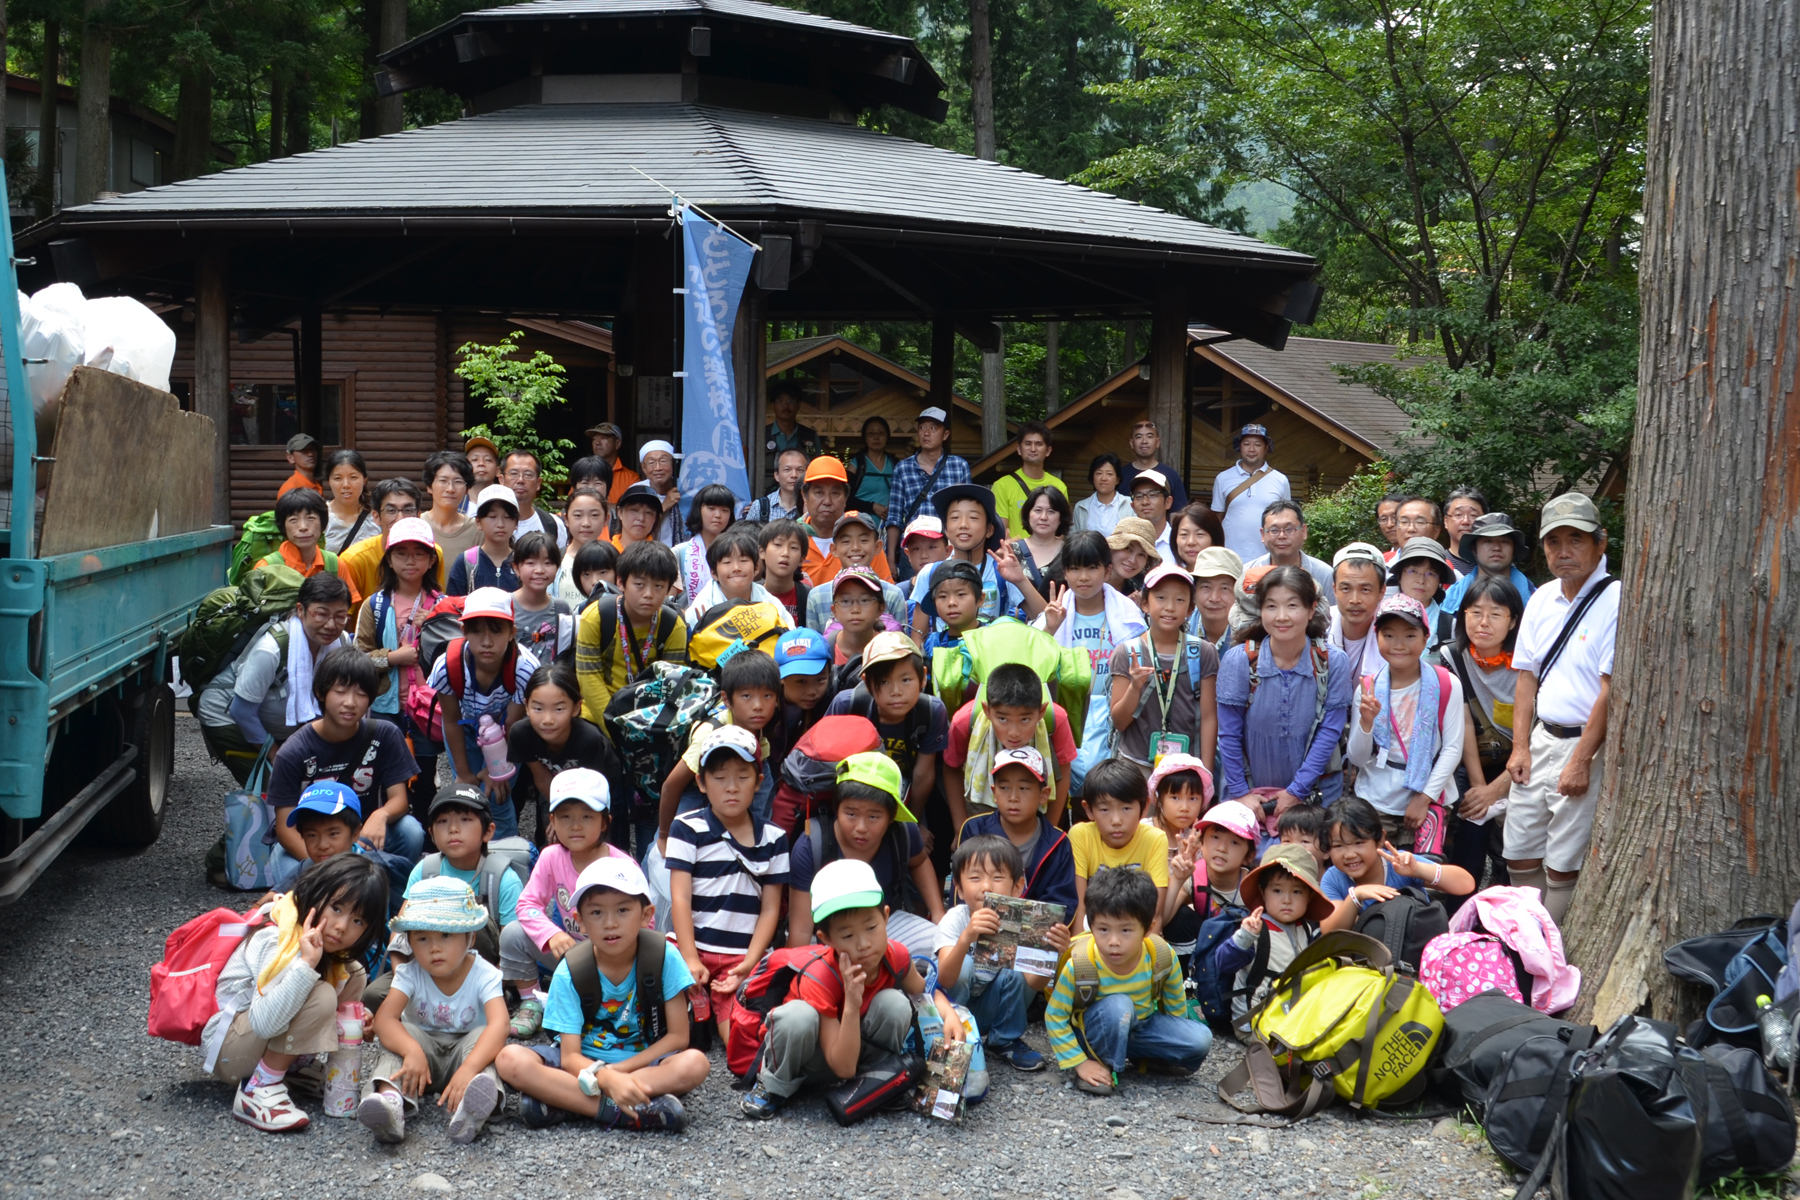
[1304,461,1393,561]
[455,331,576,483]
[1701,1171,1787,1200]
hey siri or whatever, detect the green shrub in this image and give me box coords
[1304,460,1393,560]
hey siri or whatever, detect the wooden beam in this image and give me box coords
[298,303,323,442]
[736,289,767,494]
[1148,279,1188,490]
[930,316,954,448]
[195,246,231,524]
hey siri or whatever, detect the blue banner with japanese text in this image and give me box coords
[676,205,757,509]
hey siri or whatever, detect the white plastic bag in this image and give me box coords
[81,295,176,392]
[640,840,675,935]
[18,284,178,409]
[18,284,85,415]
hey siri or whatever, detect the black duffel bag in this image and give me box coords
[1431,989,1580,1115]
[1678,1043,1797,1186]
[1485,1023,1596,1172]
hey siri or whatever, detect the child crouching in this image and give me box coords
[206,855,388,1132]
[1046,866,1211,1096]
[495,858,709,1132]
[1211,844,1342,1035]
[360,878,509,1143]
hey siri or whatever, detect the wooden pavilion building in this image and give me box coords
[19,0,1318,523]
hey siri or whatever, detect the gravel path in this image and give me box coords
[0,717,1643,1200]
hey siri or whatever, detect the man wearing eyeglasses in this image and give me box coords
[1244,499,1336,606]
[503,449,568,550]
[336,478,426,615]
[1386,496,1444,563]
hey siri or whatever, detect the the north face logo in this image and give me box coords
[1364,1019,1437,1088]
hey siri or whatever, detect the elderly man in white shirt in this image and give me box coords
[1210,423,1292,562]
[1502,492,1619,925]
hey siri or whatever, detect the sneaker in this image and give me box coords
[509,997,545,1039]
[356,1090,405,1144]
[739,1081,783,1121]
[607,1094,688,1134]
[232,1082,311,1132]
[517,1092,567,1130]
[992,1040,1047,1072]
[447,1074,499,1144]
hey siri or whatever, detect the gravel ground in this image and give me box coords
[0,716,1686,1200]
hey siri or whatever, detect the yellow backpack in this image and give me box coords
[687,599,789,671]
[1218,930,1444,1123]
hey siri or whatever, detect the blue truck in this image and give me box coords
[0,176,234,904]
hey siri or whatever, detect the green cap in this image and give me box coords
[1538,492,1602,536]
[835,751,917,823]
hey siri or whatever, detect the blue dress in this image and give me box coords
[1216,639,1354,803]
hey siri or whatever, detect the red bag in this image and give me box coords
[771,716,881,840]
[725,945,835,1077]
[148,907,268,1045]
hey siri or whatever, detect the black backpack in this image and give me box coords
[1353,887,1449,977]
[1484,1023,1598,1173]
[1430,989,1579,1114]
[564,929,671,1049]
[846,687,935,783]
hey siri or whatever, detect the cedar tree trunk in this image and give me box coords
[1566,0,1800,1027]
[73,0,110,204]
[36,15,58,217]
[171,66,212,180]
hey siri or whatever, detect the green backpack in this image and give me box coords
[929,616,1094,742]
[176,563,304,690]
[228,511,283,586]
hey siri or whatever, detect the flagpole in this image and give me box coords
[632,166,761,249]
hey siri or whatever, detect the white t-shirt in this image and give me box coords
[515,508,568,551]
[1511,560,1617,727]
[1345,672,1466,817]
[392,955,504,1034]
[1065,606,1114,675]
[1210,463,1293,563]
[935,904,999,992]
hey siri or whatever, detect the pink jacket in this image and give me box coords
[1449,886,1581,1015]
[515,841,634,950]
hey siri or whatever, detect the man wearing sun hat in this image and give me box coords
[1210,422,1293,563]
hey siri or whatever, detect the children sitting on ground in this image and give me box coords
[507,663,626,846]
[429,587,538,840]
[1347,593,1465,854]
[1107,561,1219,771]
[956,746,1077,915]
[758,519,812,630]
[255,485,340,583]
[825,631,948,810]
[787,752,945,959]
[1143,754,1212,968]
[935,834,1069,1072]
[508,531,573,661]
[942,661,1078,831]
[742,858,961,1119]
[359,878,509,1144]
[683,527,792,628]
[1211,843,1341,1032]
[500,768,634,1037]
[206,855,388,1132]
[447,485,521,595]
[806,516,908,633]
[667,725,792,1044]
[658,648,782,839]
[495,858,710,1131]
[1321,796,1475,913]
[1045,865,1212,1095]
[1068,758,1169,935]
[574,540,687,720]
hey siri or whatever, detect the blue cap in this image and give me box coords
[774,627,830,678]
[286,781,362,826]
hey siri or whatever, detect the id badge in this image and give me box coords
[1150,731,1190,764]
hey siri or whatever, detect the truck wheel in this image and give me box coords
[96,683,175,847]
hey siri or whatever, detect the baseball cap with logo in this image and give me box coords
[1538,492,1603,536]
[462,587,514,623]
[427,781,489,821]
[917,406,950,427]
[1130,469,1171,495]
[990,746,1046,782]
[810,858,886,923]
[547,767,611,813]
[696,724,760,771]
[832,564,885,598]
[775,627,831,678]
[1141,561,1194,593]
[384,516,438,552]
[1374,593,1429,630]
[901,515,945,543]
[286,781,361,826]
[473,483,519,518]
[1196,799,1260,845]
[833,512,882,537]
[571,856,653,908]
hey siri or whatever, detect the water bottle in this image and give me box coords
[1757,995,1795,1072]
[477,714,515,782]
[322,1001,366,1117]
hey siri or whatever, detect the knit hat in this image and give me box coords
[1239,842,1335,924]
[391,877,489,934]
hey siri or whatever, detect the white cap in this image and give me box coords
[991,745,1046,782]
[548,767,611,812]
[571,856,653,907]
[696,724,759,768]
[1131,469,1171,493]
[902,514,945,542]
[1142,561,1194,592]
[917,406,949,426]
[810,858,885,923]
[462,587,515,622]
[639,439,681,461]
[473,483,519,516]
[1333,541,1388,569]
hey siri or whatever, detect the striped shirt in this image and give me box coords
[1045,935,1185,1068]
[664,808,790,956]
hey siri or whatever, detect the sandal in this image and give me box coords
[509,997,544,1039]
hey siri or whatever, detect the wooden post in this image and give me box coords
[1045,320,1060,413]
[735,289,767,496]
[930,316,954,450]
[1149,280,1188,491]
[194,246,230,524]
[981,335,1005,457]
[298,303,322,443]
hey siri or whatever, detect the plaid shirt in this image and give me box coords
[884,452,972,530]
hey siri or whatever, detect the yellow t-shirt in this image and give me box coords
[1069,822,1170,887]
[992,470,1069,539]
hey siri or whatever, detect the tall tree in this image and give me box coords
[1566,0,1800,1025]
[36,11,58,216]
[73,0,111,203]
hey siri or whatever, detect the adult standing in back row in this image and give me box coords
[1210,423,1291,564]
[884,406,970,581]
[1503,492,1617,926]
[1121,420,1189,511]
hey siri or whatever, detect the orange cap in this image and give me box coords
[1242,563,1277,590]
[804,456,848,485]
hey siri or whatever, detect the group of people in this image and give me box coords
[189,404,1617,1144]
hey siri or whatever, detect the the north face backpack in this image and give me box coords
[1354,887,1451,977]
[726,945,836,1076]
[770,716,881,839]
[929,617,1093,742]
[686,599,789,671]
[602,662,726,802]
[175,563,304,690]
[1218,931,1445,1124]
[148,907,271,1047]
[228,511,283,586]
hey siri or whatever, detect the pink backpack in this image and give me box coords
[148,907,268,1045]
[1419,931,1524,1011]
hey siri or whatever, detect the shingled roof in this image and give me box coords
[1200,335,1430,457]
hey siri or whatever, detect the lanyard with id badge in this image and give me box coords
[1138,634,1190,765]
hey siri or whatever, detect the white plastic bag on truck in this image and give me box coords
[81,295,176,391]
[18,284,177,413]
[18,284,86,416]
